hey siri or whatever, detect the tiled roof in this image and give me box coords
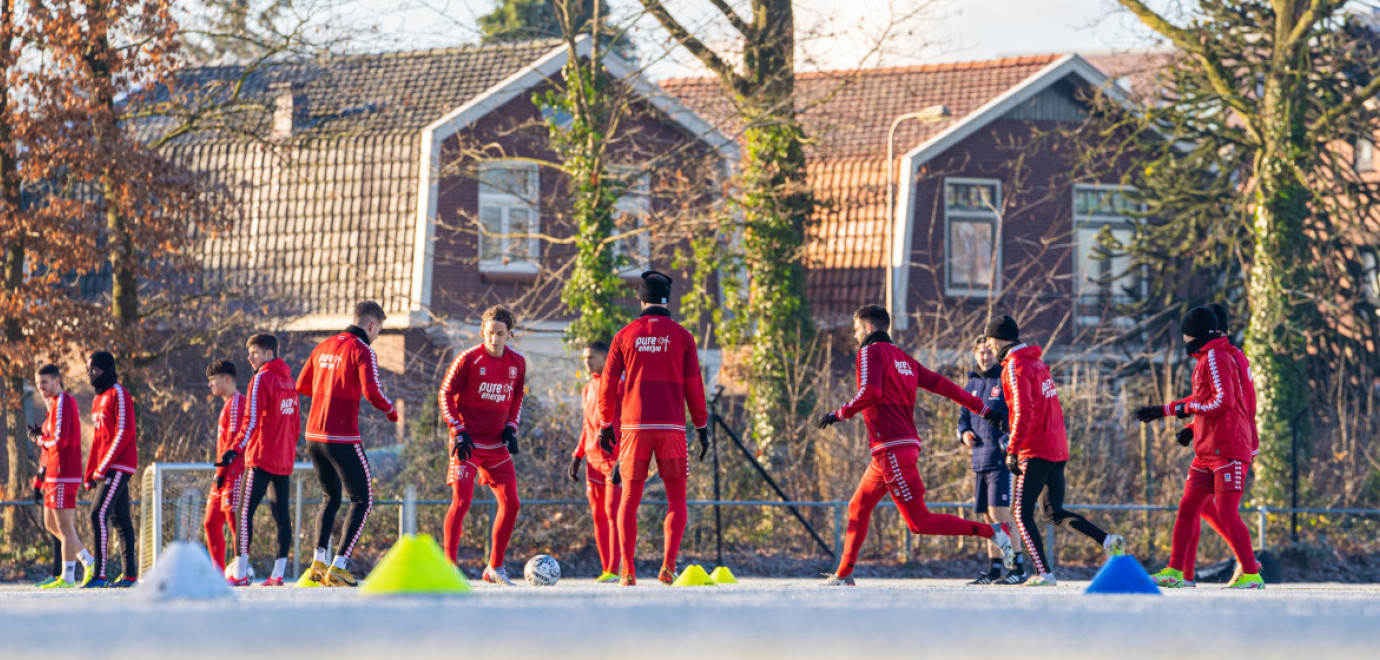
[137,40,563,144]
[132,41,566,318]
[662,55,1065,317]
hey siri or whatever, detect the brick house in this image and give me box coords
[665,55,1141,358]
[142,38,734,414]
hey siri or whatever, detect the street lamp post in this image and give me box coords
[885,104,951,323]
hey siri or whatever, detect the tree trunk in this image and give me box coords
[2,245,33,543]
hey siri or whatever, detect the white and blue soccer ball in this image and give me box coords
[524,555,560,586]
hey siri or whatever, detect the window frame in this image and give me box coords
[1356,136,1375,173]
[476,160,541,278]
[943,177,1003,298]
[1072,183,1144,318]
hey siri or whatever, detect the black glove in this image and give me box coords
[1135,404,1166,423]
[598,426,617,455]
[611,463,622,486]
[215,470,227,491]
[32,470,44,504]
[567,455,582,482]
[817,411,840,430]
[1006,452,1022,475]
[451,430,473,461]
[214,450,238,468]
[981,408,1008,434]
[695,427,709,461]
[503,426,519,455]
[27,423,42,441]
[1176,427,1193,447]
[1171,403,1190,419]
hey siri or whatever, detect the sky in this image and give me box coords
[342,0,1166,79]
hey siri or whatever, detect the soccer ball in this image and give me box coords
[223,563,254,580]
[524,555,560,586]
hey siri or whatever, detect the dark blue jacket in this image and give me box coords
[956,366,1009,471]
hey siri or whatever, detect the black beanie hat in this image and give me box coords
[983,315,1020,342]
[1206,303,1229,333]
[638,270,673,305]
[1180,307,1219,339]
[89,351,116,373]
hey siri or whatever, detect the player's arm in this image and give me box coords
[295,350,315,397]
[683,334,709,431]
[234,377,262,453]
[505,358,525,430]
[836,345,883,420]
[956,393,974,441]
[915,361,989,416]
[1181,349,1235,418]
[37,397,64,450]
[94,388,128,477]
[597,336,626,429]
[358,346,397,418]
[1002,363,1033,457]
[438,352,468,434]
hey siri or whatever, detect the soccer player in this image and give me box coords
[438,306,526,585]
[31,364,94,588]
[229,334,300,587]
[956,337,1026,584]
[83,350,139,588]
[204,359,245,575]
[567,339,621,583]
[597,271,708,586]
[297,301,398,587]
[1137,307,1264,589]
[819,306,1014,586]
[984,315,1124,587]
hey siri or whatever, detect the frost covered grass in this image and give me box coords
[1,579,1377,658]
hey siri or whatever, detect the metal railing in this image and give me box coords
[8,495,1378,571]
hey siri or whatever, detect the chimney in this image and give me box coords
[270,81,307,141]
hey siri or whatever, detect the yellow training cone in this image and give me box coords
[294,571,322,588]
[672,564,716,587]
[359,534,471,596]
[709,566,738,584]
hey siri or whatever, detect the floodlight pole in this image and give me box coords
[885,105,951,322]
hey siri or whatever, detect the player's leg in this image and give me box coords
[204,496,228,573]
[585,468,614,577]
[309,441,342,572]
[107,473,137,584]
[233,468,270,583]
[831,471,888,582]
[615,431,653,584]
[606,477,622,580]
[1162,471,1212,586]
[1038,460,1118,554]
[324,443,372,586]
[266,474,293,583]
[443,461,478,566]
[1211,461,1261,587]
[484,477,520,579]
[53,506,91,587]
[1012,457,1053,581]
[885,450,1001,543]
[39,507,61,586]
[655,434,690,581]
[87,476,116,585]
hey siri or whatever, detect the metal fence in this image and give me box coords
[7,495,1379,572]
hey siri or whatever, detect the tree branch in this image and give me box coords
[706,0,751,37]
[1308,72,1380,138]
[636,0,742,91]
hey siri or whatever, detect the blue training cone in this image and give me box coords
[1085,555,1161,595]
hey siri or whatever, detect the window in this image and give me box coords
[478,161,540,276]
[1073,184,1142,318]
[944,179,1001,297]
[1356,137,1374,173]
[611,168,650,276]
[1361,248,1380,305]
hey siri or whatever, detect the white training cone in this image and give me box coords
[135,542,233,601]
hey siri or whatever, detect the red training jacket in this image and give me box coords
[215,392,247,477]
[437,344,526,446]
[1175,342,1258,453]
[296,329,396,444]
[1169,337,1255,461]
[576,373,620,462]
[86,383,137,480]
[237,358,301,475]
[599,308,708,433]
[835,335,989,454]
[38,392,82,484]
[1000,344,1070,462]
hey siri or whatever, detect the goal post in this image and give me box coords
[138,461,314,577]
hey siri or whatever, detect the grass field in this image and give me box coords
[2,577,1378,659]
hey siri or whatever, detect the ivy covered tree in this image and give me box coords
[481,0,633,56]
[1100,1,1380,503]
[639,0,816,458]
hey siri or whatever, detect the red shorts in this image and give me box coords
[862,444,926,505]
[618,430,688,482]
[585,457,615,484]
[1187,457,1250,493]
[448,443,516,487]
[43,482,77,510]
[208,469,243,513]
